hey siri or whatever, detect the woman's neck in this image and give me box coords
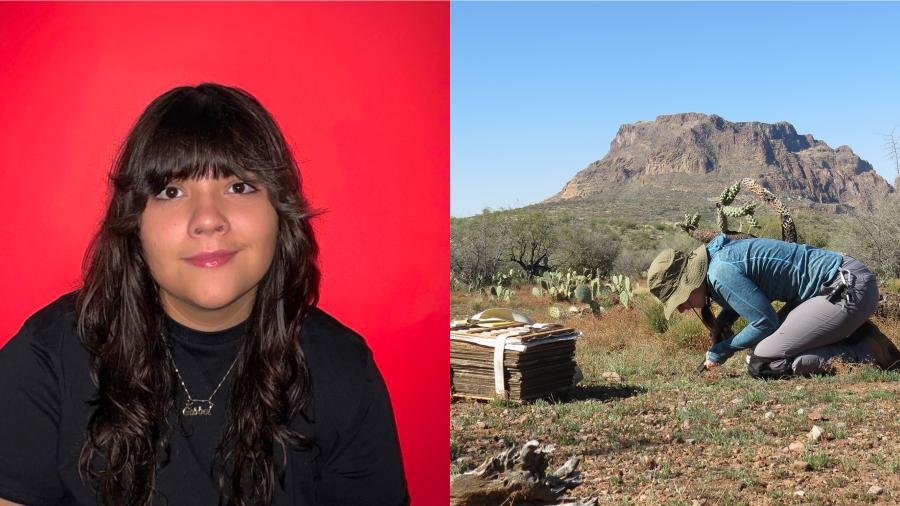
[159,287,255,332]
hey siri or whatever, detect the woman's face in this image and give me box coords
[676,282,707,313]
[139,174,278,331]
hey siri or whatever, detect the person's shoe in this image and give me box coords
[855,321,900,371]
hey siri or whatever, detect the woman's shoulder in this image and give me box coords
[0,292,81,417]
[299,307,386,428]
[0,293,78,506]
[300,306,373,370]
[7,290,79,354]
[707,234,788,261]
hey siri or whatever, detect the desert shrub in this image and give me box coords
[613,249,657,278]
[730,316,748,336]
[748,212,825,245]
[747,214,783,241]
[831,195,900,278]
[792,214,836,248]
[667,314,707,351]
[554,224,621,275]
[620,228,657,251]
[450,211,510,285]
[658,231,705,252]
[882,278,900,293]
[637,295,668,333]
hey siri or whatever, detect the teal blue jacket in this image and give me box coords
[704,234,842,364]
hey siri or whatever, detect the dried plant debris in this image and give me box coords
[450,440,596,506]
[875,291,900,320]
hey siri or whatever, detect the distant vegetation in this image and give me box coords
[832,195,900,278]
[452,205,893,281]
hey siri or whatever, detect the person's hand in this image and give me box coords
[703,359,720,369]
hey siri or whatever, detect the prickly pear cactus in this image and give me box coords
[574,285,592,304]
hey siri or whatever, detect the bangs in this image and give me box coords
[136,92,273,194]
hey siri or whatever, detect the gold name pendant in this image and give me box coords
[183,400,214,416]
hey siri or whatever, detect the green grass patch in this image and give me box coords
[743,389,767,405]
[844,407,869,423]
[676,404,718,427]
[838,456,858,474]
[887,458,900,474]
[867,451,900,472]
[488,398,518,409]
[862,389,898,401]
[804,452,834,471]
[837,368,900,383]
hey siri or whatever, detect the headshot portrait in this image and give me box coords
[0,3,447,505]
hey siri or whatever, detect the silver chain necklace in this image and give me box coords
[160,331,240,416]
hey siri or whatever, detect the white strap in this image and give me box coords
[493,333,507,397]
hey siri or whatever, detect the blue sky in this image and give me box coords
[451,2,900,217]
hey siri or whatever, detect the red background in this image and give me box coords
[0,2,448,503]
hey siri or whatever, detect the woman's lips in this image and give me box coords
[185,250,237,268]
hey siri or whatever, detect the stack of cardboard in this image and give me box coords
[450,317,580,401]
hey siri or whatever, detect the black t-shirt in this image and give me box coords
[0,292,409,505]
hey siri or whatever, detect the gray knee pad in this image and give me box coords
[747,354,793,379]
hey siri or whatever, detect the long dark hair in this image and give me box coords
[74,83,320,505]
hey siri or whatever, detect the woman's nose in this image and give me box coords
[189,197,229,237]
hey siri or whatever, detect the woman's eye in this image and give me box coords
[155,186,183,200]
[229,181,259,194]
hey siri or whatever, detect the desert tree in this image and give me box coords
[554,220,621,276]
[450,209,508,285]
[833,129,900,278]
[501,211,556,278]
[837,196,900,278]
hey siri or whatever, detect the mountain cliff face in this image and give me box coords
[546,113,893,212]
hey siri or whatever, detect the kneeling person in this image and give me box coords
[646,234,900,377]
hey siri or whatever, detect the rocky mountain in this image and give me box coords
[544,113,893,214]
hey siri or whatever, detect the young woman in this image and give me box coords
[647,234,900,378]
[0,84,409,505]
